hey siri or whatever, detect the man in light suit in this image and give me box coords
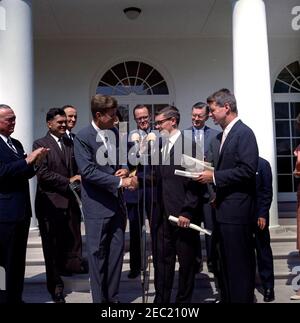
[74,94,138,303]
[34,108,82,303]
[154,106,200,303]
[197,89,258,303]
[0,104,48,303]
[186,102,220,272]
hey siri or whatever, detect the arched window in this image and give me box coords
[96,61,169,96]
[274,61,300,93]
[96,61,172,131]
[274,61,300,200]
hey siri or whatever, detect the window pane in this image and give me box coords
[151,81,169,95]
[275,120,290,137]
[277,157,292,173]
[146,70,164,86]
[287,61,300,78]
[111,63,127,81]
[276,139,291,156]
[274,80,290,93]
[274,102,289,119]
[292,140,300,152]
[290,79,300,93]
[278,175,293,192]
[278,68,293,85]
[291,102,300,118]
[125,61,139,77]
[117,105,129,123]
[291,120,300,137]
[100,70,118,86]
[137,63,153,80]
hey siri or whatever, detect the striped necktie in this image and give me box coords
[7,137,18,154]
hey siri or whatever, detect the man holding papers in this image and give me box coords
[196,89,258,303]
[153,106,199,303]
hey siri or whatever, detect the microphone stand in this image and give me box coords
[141,151,148,303]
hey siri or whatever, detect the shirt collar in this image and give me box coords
[223,117,240,135]
[0,133,9,143]
[50,133,61,143]
[168,129,181,146]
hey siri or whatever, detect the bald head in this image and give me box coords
[0,104,16,137]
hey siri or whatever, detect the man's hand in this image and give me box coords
[194,170,214,184]
[115,168,129,178]
[70,175,81,183]
[26,147,50,165]
[177,215,190,228]
[121,176,138,191]
[257,217,266,230]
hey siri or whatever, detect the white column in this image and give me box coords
[0,0,37,227]
[232,0,278,227]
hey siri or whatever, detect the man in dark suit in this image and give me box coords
[34,108,82,303]
[62,104,88,274]
[255,157,274,302]
[197,89,258,303]
[125,105,158,279]
[153,106,199,303]
[0,104,48,303]
[74,94,138,303]
[186,102,220,272]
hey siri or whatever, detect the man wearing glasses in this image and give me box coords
[153,106,199,303]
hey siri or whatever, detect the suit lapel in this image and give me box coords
[0,136,23,159]
[46,132,68,167]
[217,120,241,167]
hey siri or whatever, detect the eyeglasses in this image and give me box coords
[154,117,171,126]
[135,116,149,122]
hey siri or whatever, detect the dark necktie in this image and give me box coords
[7,137,18,154]
[58,137,68,162]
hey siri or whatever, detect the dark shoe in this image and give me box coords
[127,270,140,279]
[263,288,275,302]
[52,286,66,303]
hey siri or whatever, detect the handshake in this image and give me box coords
[115,169,138,191]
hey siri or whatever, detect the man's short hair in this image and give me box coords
[156,105,180,125]
[133,105,150,118]
[207,88,237,113]
[192,102,209,115]
[46,108,66,122]
[62,104,76,111]
[0,104,12,110]
[91,94,118,118]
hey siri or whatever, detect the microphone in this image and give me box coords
[146,132,156,150]
[130,132,140,156]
